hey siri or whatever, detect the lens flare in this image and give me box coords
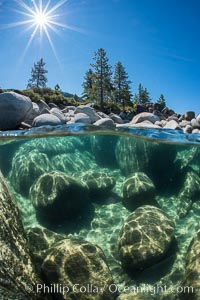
[4,0,76,61]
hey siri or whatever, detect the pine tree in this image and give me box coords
[27,58,48,88]
[157,94,166,110]
[82,69,95,101]
[73,94,79,102]
[112,62,132,109]
[55,84,61,92]
[134,83,150,104]
[91,48,112,107]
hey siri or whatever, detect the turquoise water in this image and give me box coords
[0,125,200,299]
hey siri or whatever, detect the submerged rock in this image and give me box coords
[52,151,97,175]
[122,172,156,211]
[0,92,33,130]
[10,149,51,196]
[115,138,150,176]
[80,170,116,199]
[115,138,177,191]
[42,238,116,300]
[118,205,175,270]
[24,136,86,156]
[27,226,66,270]
[30,171,89,223]
[0,171,46,299]
[176,146,200,175]
[177,171,200,218]
[91,135,119,168]
[180,230,200,300]
[117,293,157,300]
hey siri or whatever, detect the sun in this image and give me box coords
[34,12,49,27]
[3,0,84,62]
[4,0,76,61]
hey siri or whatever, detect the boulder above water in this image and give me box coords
[163,120,181,130]
[74,112,92,124]
[33,113,62,127]
[50,107,66,124]
[109,113,124,124]
[130,112,160,124]
[0,92,33,130]
[93,117,116,128]
[74,105,100,123]
[184,111,195,121]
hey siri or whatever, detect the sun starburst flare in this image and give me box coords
[3,0,82,62]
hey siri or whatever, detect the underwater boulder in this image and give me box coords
[121,172,156,211]
[30,171,89,223]
[177,171,200,218]
[91,135,119,168]
[27,226,67,270]
[52,151,97,175]
[175,147,200,175]
[115,138,150,176]
[117,293,157,300]
[115,137,177,191]
[0,170,47,299]
[42,238,117,300]
[118,205,175,270]
[10,149,51,196]
[25,136,86,156]
[80,170,116,199]
[180,230,200,300]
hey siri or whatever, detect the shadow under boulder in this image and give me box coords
[80,170,116,202]
[30,171,91,227]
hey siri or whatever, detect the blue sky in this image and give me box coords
[0,0,199,114]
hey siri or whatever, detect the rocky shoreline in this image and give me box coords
[0,91,199,134]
